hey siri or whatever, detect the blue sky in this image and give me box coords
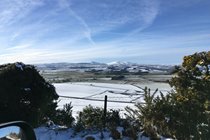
[0,0,210,64]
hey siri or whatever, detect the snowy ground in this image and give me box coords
[54,82,171,117]
[35,126,122,140]
[35,125,173,140]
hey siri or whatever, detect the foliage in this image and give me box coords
[76,105,121,131]
[125,51,210,139]
[76,105,103,130]
[170,51,210,106]
[53,103,75,127]
[0,62,59,127]
[106,109,121,129]
[168,51,210,139]
[125,87,164,139]
[121,113,141,140]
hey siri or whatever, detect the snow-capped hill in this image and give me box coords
[35,62,175,74]
[107,61,134,66]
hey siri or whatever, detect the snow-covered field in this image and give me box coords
[36,82,172,140]
[54,82,171,117]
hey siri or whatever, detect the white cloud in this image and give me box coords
[56,0,161,44]
[0,0,160,47]
[140,0,160,26]
[57,0,95,46]
[6,45,30,51]
[0,0,44,28]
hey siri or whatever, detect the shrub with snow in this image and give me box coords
[0,62,59,127]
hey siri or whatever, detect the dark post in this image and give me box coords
[103,95,107,129]
[101,95,108,139]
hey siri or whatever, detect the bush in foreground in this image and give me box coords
[126,51,210,139]
[75,105,121,132]
[0,62,59,127]
[53,103,75,127]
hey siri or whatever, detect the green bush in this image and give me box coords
[168,51,210,139]
[75,105,121,131]
[125,87,163,139]
[53,103,75,127]
[125,51,210,139]
[76,105,103,130]
[0,62,59,127]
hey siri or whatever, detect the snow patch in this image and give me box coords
[15,62,24,71]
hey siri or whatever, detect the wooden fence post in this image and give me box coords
[103,95,107,129]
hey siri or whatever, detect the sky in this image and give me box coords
[0,0,210,65]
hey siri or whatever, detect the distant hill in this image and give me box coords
[35,62,176,74]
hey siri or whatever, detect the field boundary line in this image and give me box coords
[59,95,145,104]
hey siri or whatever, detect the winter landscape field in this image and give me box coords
[54,82,171,117]
[37,62,173,117]
[32,62,175,139]
[1,0,209,139]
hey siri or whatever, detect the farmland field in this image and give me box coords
[39,66,174,117]
[54,81,171,117]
